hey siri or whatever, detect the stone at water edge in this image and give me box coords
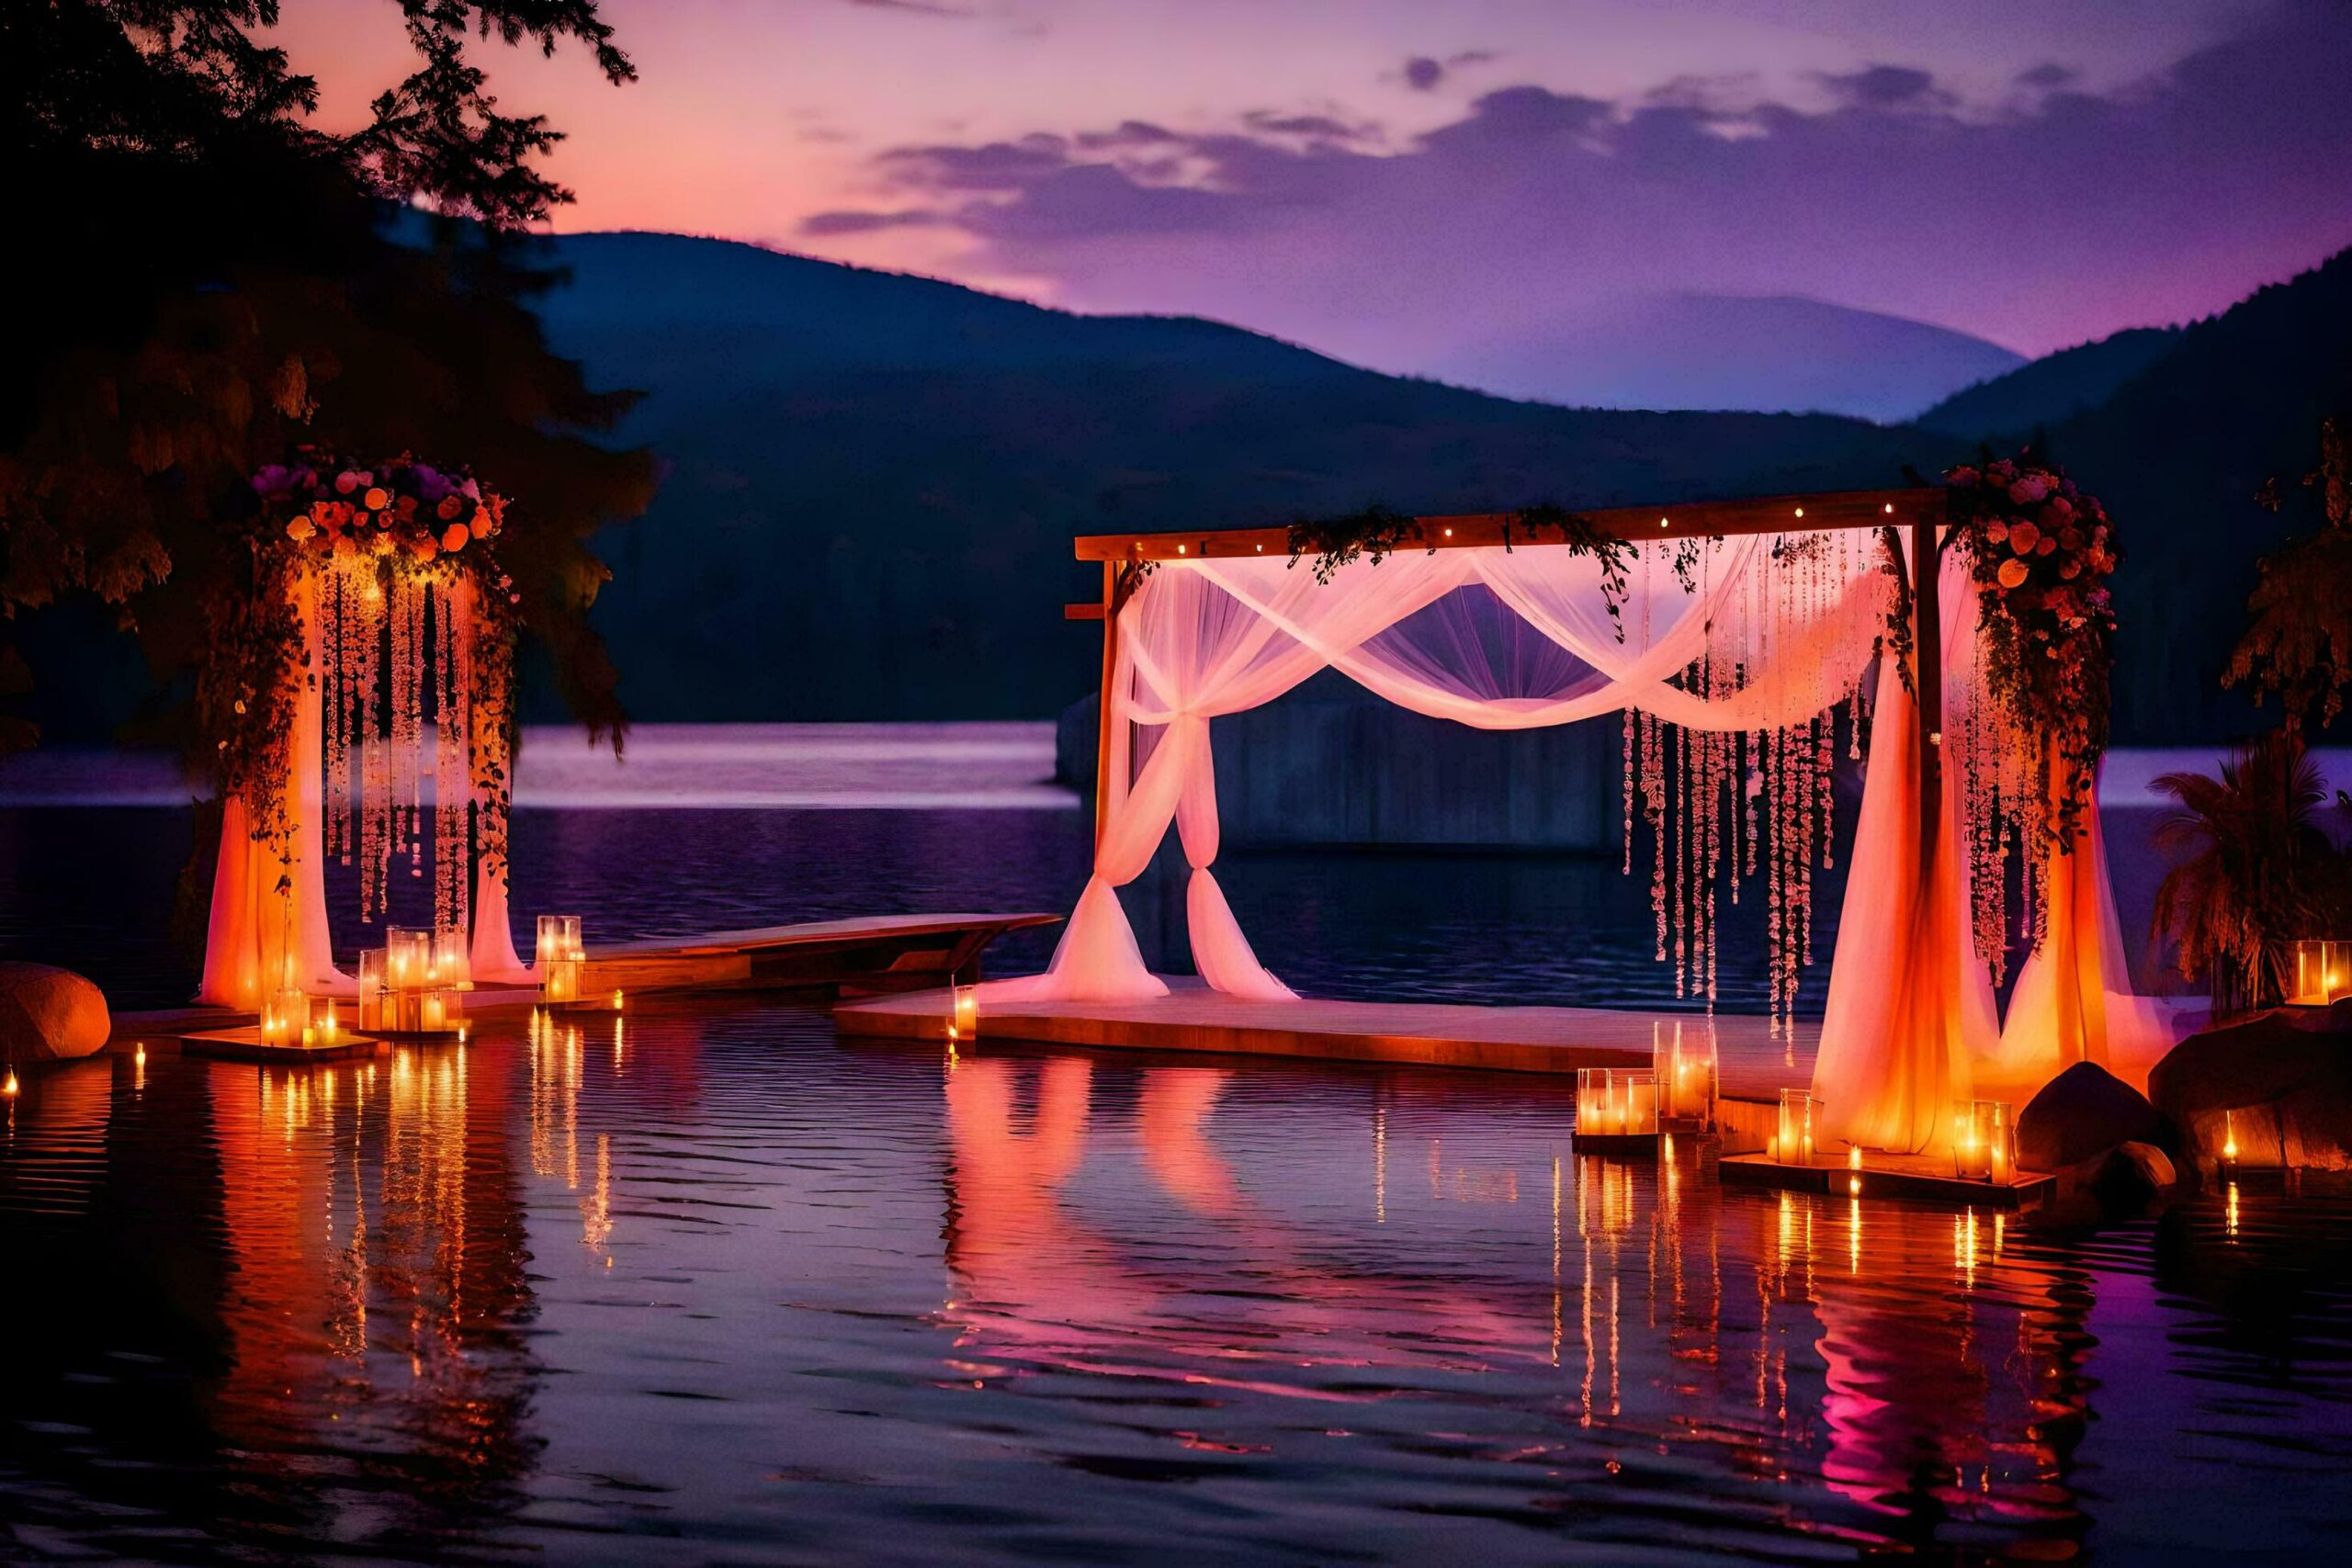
[2147,1008,2352,1172]
[0,962,111,1064]
[2092,1141,2178,1205]
[2017,1061,2169,1173]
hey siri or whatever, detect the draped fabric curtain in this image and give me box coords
[992,530,2171,1151]
[199,567,352,1005]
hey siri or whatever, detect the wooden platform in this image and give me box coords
[1719,1150,2056,1208]
[110,912,1060,1049]
[833,980,1817,1089]
[581,912,1060,997]
[179,1027,387,1065]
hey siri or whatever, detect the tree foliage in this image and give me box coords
[2149,728,2352,1008]
[0,1,654,759]
[2226,415,2352,730]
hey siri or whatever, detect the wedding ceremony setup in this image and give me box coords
[16,2,2352,1562]
[845,464,2179,1199]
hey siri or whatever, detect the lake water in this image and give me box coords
[3,726,2347,1563]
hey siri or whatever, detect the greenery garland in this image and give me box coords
[1282,503,1657,637]
[1942,451,2119,847]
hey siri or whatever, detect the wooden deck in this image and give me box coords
[833,979,1817,1092]
[107,911,1059,1050]
[1720,1150,2056,1208]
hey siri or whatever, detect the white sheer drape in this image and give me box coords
[998,527,2175,1151]
[996,535,1887,1005]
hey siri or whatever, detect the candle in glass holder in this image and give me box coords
[1986,1102,2013,1183]
[1576,1068,1608,1134]
[1623,1069,1657,1134]
[261,987,304,1047]
[358,950,386,1032]
[952,982,978,1041]
[1951,1100,1990,1180]
[309,995,340,1045]
[387,928,430,990]
[2291,940,2349,1006]
[1776,1089,1818,1166]
[421,992,447,1033]
[432,926,470,989]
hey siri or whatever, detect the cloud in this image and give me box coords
[1404,56,1444,91]
[801,0,2352,364]
[2016,62,2078,89]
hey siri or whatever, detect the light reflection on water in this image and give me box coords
[2,1010,2348,1564]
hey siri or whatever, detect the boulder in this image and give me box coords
[0,963,111,1064]
[2017,1061,2168,1173]
[2092,1141,2177,1205]
[2147,1010,2352,1171]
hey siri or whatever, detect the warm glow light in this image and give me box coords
[1849,1145,1862,1170]
[612,989,626,1010]
[1883,502,1895,513]
[2222,1109,2239,1162]
[1176,544,1186,555]
[1657,516,1668,528]
[1442,526,1453,536]
[1848,1175,1861,1197]
[1792,506,1805,518]
[2,1070,17,1098]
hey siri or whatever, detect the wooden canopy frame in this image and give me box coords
[1066,485,1951,937]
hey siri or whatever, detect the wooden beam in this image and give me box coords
[1072,488,1940,563]
[1091,559,1118,846]
[1912,511,1943,901]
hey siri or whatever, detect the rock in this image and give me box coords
[0,963,111,1064]
[2092,1140,2177,1204]
[2147,1010,2352,1171]
[2017,1061,2168,1173]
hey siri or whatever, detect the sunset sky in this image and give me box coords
[275,0,2352,376]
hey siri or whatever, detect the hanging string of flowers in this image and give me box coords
[1942,453,2119,979]
[226,447,525,928]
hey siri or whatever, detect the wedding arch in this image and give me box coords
[1005,472,2174,1154]
[198,452,533,1010]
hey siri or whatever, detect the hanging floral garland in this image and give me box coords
[212,446,524,928]
[1941,452,2119,977]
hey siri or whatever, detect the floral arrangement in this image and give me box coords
[251,450,510,565]
[1942,452,2119,976]
[206,448,525,921]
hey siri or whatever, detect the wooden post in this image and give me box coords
[1913,515,1941,888]
[1092,559,1119,848]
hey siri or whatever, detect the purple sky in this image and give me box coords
[279,0,2352,370]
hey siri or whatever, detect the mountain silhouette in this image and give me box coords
[1432,293,2025,423]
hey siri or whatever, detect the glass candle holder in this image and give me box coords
[386,928,431,992]
[431,925,471,990]
[1606,1069,1657,1135]
[1984,1101,2015,1183]
[261,987,304,1047]
[2291,940,2350,1005]
[537,915,583,965]
[357,949,386,1032]
[1653,1021,1720,1124]
[1576,1067,1612,1134]
[1951,1100,1990,1180]
[1776,1089,1820,1166]
[309,995,341,1045]
[419,989,463,1034]
[951,981,978,1041]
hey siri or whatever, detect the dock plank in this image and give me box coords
[834,980,1816,1091]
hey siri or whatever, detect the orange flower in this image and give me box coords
[469,510,492,538]
[364,487,390,511]
[412,534,439,560]
[287,517,315,541]
[437,494,464,521]
[1996,558,2030,590]
[441,524,470,552]
[2007,520,2040,554]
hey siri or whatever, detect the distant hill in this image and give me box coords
[1432,294,2024,424]
[2038,248,2352,743]
[1915,326,2184,439]
[531,232,1937,721]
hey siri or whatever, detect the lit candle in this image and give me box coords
[2222,1110,2239,1163]
[612,989,625,1010]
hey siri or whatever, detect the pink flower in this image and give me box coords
[1947,466,1981,487]
[2008,477,2049,505]
[334,470,360,494]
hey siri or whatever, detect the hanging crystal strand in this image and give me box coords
[1622,705,1636,875]
[433,582,457,929]
[1647,708,1668,962]
[1766,719,1783,1037]
[453,581,472,937]
[1673,716,1689,998]
[358,568,386,919]
[408,578,426,881]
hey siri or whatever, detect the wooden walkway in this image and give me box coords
[833,979,1817,1094]
[108,912,1058,1050]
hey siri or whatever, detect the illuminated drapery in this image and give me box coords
[996,530,2168,1149]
